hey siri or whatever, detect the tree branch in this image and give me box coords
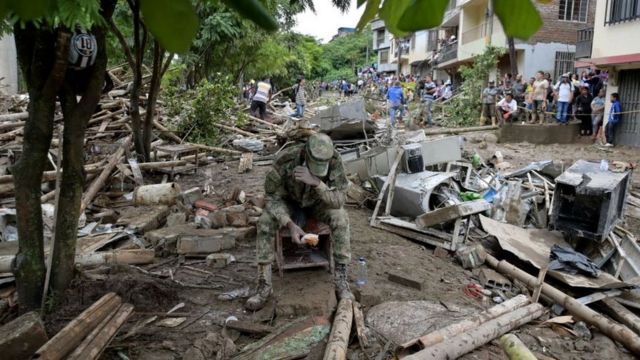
[108,18,136,71]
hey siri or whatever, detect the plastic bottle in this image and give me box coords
[356,257,368,286]
[600,159,609,171]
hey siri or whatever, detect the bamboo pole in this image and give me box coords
[485,254,640,355]
[499,334,538,360]
[601,298,640,336]
[212,122,265,139]
[323,299,353,360]
[80,136,131,213]
[405,303,545,360]
[67,303,134,360]
[190,143,242,156]
[152,120,182,143]
[246,114,282,129]
[401,294,530,349]
[34,293,122,360]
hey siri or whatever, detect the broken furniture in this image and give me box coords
[153,144,201,179]
[551,160,631,241]
[414,199,491,250]
[309,98,375,139]
[275,220,334,278]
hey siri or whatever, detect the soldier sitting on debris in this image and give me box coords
[245,133,353,310]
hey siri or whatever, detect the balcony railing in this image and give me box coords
[461,22,489,44]
[575,27,593,59]
[440,42,458,63]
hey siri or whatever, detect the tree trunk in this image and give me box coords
[508,37,518,77]
[142,41,164,161]
[12,25,70,311]
[49,0,117,302]
[129,0,146,157]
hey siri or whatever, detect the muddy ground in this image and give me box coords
[42,132,640,360]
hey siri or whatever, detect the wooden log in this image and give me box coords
[212,122,264,139]
[485,254,640,355]
[238,152,253,173]
[424,125,497,136]
[66,303,134,360]
[80,136,131,213]
[34,293,122,360]
[153,120,182,143]
[0,121,25,132]
[75,249,155,267]
[323,299,353,360]
[352,301,370,349]
[601,298,640,336]
[226,320,274,336]
[190,143,242,156]
[0,250,155,273]
[0,311,49,360]
[0,112,28,122]
[246,114,282,129]
[401,294,530,350]
[499,334,538,360]
[405,303,545,360]
[0,128,23,141]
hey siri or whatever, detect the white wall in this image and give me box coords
[0,34,18,95]
[591,1,640,58]
[518,42,576,77]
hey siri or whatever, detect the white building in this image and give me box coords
[0,34,18,95]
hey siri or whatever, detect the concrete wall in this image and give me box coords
[408,30,429,64]
[517,42,577,77]
[591,1,640,58]
[0,34,18,95]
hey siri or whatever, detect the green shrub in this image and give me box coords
[164,75,245,145]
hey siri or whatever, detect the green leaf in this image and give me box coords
[379,0,411,37]
[7,0,52,20]
[356,0,381,31]
[140,0,199,53]
[398,0,449,32]
[493,0,542,40]
[221,0,278,32]
[357,0,366,7]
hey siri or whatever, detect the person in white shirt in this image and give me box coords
[497,93,518,126]
[251,77,272,120]
[554,73,574,124]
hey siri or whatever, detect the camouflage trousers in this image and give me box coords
[256,207,351,265]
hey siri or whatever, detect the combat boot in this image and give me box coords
[334,263,354,300]
[245,264,273,311]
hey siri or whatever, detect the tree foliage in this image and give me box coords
[443,46,504,127]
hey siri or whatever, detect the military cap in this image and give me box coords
[305,133,334,177]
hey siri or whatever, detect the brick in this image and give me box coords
[194,200,218,212]
[433,247,449,258]
[226,211,248,227]
[166,212,187,227]
[0,311,48,360]
[177,231,235,255]
[206,253,235,268]
[208,211,227,229]
[387,271,423,290]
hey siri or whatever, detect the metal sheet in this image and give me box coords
[480,215,628,289]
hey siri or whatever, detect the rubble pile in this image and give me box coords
[0,77,639,359]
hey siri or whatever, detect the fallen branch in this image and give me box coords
[0,112,28,122]
[424,125,498,136]
[80,136,131,213]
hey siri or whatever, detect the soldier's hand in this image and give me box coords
[294,166,321,187]
[287,221,306,245]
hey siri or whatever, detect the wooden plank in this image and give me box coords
[372,222,454,251]
[352,301,370,349]
[226,320,274,336]
[370,147,403,226]
[601,298,640,336]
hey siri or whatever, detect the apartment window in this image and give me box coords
[559,0,589,22]
[606,0,640,25]
[554,52,576,81]
[380,50,389,64]
[410,34,416,50]
[427,30,438,52]
[376,30,385,47]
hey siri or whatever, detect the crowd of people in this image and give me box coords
[478,69,619,146]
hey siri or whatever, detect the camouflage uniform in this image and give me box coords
[256,143,351,265]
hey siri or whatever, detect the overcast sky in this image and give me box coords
[293,1,365,43]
